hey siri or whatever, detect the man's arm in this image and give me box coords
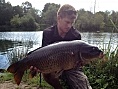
[42,30,53,47]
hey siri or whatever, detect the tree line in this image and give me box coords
[0,0,118,32]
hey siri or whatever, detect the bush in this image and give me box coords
[83,48,118,89]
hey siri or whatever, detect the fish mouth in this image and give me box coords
[79,51,104,66]
[79,50,103,60]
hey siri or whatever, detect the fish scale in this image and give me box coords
[26,41,79,73]
[7,40,103,85]
[31,50,78,73]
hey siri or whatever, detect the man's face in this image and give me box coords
[58,16,76,33]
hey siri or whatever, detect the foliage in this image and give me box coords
[12,5,23,17]
[0,72,13,82]
[7,39,34,64]
[10,13,39,30]
[0,1,41,31]
[21,1,32,13]
[40,3,60,30]
[0,2,13,26]
[83,47,118,89]
[0,71,52,88]
[22,71,53,88]
[1,1,118,32]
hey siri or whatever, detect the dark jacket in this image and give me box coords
[42,25,83,89]
[42,25,81,47]
[28,25,81,56]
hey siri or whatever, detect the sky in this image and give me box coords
[5,0,118,13]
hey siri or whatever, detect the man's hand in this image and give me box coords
[29,66,40,78]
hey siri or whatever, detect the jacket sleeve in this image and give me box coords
[42,30,53,47]
[28,29,53,54]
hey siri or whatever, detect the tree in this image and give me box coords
[28,8,41,23]
[40,3,60,29]
[13,5,23,17]
[0,2,13,25]
[10,13,39,31]
[21,1,32,13]
[93,12,105,30]
[110,11,118,26]
[75,9,94,31]
[0,0,5,3]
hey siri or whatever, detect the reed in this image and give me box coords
[83,19,118,89]
[4,36,52,88]
[7,41,31,64]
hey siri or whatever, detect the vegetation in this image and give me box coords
[0,71,53,88]
[0,0,118,32]
[83,46,118,89]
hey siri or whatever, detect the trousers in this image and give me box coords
[61,67,92,89]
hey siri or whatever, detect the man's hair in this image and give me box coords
[57,4,78,19]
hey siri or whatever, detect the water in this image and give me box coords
[0,31,118,69]
[81,32,118,50]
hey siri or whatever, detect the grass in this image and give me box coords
[0,70,53,88]
[83,46,118,88]
[0,72,13,83]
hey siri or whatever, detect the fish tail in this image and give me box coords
[7,59,26,85]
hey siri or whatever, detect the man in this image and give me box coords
[30,4,92,89]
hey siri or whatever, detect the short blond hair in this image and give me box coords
[57,4,77,19]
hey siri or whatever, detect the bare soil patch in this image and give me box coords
[0,80,48,89]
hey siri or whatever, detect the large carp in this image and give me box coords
[7,40,103,85]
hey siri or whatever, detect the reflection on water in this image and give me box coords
[0,31,117,69]
[82,32,118,44]
[81,32,118,50]
[0,31,43,69]
[0,40,22,53]
[0,32,43,43]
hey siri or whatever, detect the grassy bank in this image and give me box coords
[0,71,52,89]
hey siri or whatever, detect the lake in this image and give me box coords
[0,31,118,69]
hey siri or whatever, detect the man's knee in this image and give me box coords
[43,73,63,89]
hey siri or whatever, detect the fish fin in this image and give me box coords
[7,61,25,85]
[14,71,24,85]
[54,70,64,78]
[7,62,19,73]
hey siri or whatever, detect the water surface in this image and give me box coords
[0,31,117,69]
